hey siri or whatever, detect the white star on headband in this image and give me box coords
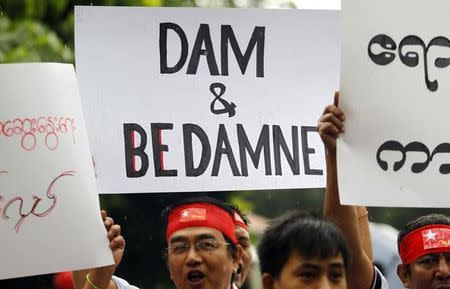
[182,210,190,218]
[424,229,437,241]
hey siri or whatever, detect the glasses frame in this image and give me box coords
[166,239,231,256]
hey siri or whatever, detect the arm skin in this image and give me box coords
[357,206,373,262]
[318,92,375,289]
[72,210,124,289]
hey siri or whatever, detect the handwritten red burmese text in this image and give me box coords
[0,116,76,151]
[0,170,76,233]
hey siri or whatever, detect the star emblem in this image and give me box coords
[181,210,190,218]
[424,229,437,241]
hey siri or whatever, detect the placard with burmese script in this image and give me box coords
[0,63,113,279]
[339,0,450,206]
[75,7,340,193]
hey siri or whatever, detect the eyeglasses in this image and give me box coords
[167,239,231,255]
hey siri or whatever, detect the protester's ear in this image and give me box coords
[262,272,276,289]
[397,264,410,288]
[232,244,243,273]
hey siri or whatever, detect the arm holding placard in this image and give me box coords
[317,92,375,289]
[357,206,373,261]
[72,210,125,289]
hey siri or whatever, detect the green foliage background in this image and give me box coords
[0,0,282,63]
[1,1,449,288]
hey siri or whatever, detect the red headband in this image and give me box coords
[166,203,238,244]
[399,224,450,264]
[234,211,249,231]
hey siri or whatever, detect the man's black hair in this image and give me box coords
[257,210,351,277]
[161,196,237,257]
[230,204,250,226]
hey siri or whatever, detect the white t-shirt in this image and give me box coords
[112,276,139,289]
[372,266,390,289]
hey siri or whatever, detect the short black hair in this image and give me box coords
[397,214,450,250]
[230,204,250,226]
[257,210,351,277]
[161,196,237,257]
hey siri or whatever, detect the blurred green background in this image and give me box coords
[0,1,449,289]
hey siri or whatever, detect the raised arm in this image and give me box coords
[357,206,373,262]
[318,92,374,289]
[72,210,125,289]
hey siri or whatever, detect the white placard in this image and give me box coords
[0,63,113,279]
[339,0,450,207]
[75,7,340,193]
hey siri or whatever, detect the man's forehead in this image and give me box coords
[168,226,224,241]
[291,250,345,266]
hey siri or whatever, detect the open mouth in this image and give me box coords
[187,270,206,283]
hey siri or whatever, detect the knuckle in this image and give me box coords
[111,224,121,234]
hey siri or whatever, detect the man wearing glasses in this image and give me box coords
[161,197,243,289]
[77,197,243,289]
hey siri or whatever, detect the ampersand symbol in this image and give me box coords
[209,83,236,117]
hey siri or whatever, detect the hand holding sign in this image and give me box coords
[72,210,125,289]
[317,92,345,153]
[102,210,126,269]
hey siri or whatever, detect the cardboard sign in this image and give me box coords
[75,7,340,193]
[339,0,450,207]
[0,63,113,279]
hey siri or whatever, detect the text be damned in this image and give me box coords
[123,123,323,178]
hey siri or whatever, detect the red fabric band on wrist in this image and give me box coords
[399,224,450,264]
[166,202,238,244]
[234,211,249,231]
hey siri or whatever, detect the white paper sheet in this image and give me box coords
[0,63,113,279]
[339,0,450,207]
[75,7,341,193]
